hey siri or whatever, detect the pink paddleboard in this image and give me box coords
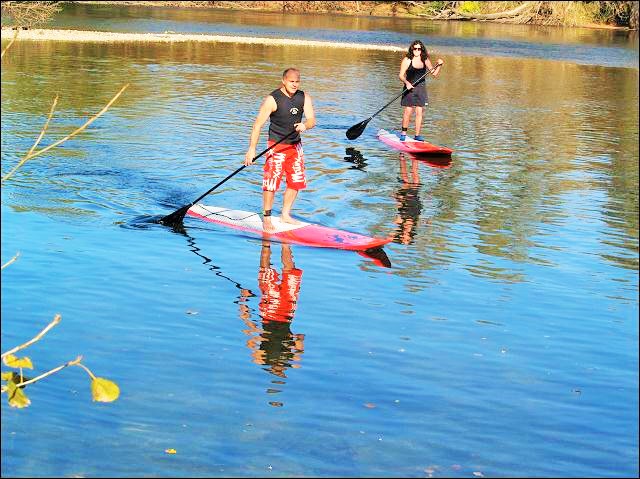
[187,204,392,251]
[378,129,453,155]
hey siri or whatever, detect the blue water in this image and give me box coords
[1,5,638,478]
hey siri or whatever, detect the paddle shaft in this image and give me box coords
[161,129,297,226]
[193,129,297,204]
[367,63,440,121]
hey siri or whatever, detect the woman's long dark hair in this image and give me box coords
[406,40,428,63]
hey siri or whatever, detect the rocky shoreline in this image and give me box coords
[1,27,405,52]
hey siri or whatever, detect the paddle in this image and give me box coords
[345,63,442,141]
[160,129,298,228]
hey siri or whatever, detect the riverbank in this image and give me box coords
[0,27,406,52]
[69,1,638,29]
[64,1,429,19]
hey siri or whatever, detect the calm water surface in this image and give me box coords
[1,6,638,478]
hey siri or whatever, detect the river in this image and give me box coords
[1,4,638,477]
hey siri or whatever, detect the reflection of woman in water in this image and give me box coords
[239,241,305,382]
[393,153,423,245]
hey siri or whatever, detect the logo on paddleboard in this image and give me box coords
[290,107,299,115]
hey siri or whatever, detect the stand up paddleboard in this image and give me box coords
[378,129,453,155]
[187,204,392,252]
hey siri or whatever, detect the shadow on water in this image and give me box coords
[118,215,315,406]
[344,147,368,171]
[391,152,450,246]
[117,214,389,398]
[183,230,307,408]
[118,214,168,229]
[408,152,453,169]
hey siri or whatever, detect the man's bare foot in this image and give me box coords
[281,214,301,225]
[263,216,276,233]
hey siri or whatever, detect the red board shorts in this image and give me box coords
[263,141,306,192]
[258,266,303,323]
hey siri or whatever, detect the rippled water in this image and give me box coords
[1,6,639,478]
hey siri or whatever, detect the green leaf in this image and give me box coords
[91,377,120,402]
[6,380,31,408]
[3,354,33,369]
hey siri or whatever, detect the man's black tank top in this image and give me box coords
[269,88,305,144]
[406,59,427,86]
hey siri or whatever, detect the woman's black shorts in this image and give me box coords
[401,84,428,107]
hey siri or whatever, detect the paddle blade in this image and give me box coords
[160,204,191,228]
[346,119,370,140]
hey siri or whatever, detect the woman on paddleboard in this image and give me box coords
[244,68,316,233]
[398,40,444,141]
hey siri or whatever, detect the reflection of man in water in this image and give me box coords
[238,241,305,382]
[394,153,423,245]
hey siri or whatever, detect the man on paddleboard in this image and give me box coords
[398,40,443,141]
[244,68,316,233]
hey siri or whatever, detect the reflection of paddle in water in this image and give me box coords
[393,153,424,245]
[344,147,368,171]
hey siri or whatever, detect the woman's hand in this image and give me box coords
[294,122,307,133]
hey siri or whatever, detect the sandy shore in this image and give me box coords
[1,27,405,52]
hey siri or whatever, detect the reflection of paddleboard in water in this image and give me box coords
[187,204,393,252]
[378,129,453,155]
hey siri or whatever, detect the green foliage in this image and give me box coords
[459,1,481,14]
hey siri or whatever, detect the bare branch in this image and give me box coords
[1,314,62,359]
[13,355,83,388]
[2,84,129,183]
[1,252,20,270]
[1,28,19,59]
[1,1,63,29]
[26,94,59,158]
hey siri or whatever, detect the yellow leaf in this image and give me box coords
[3,354,33,369]
[6,380,31,408]
[165,449,177,454]
[91,377,120,402]
[2,371,14,381]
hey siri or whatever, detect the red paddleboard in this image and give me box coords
[187,205,392,252]
[378,129,453,155]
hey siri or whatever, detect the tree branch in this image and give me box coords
[1,314,62,359]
